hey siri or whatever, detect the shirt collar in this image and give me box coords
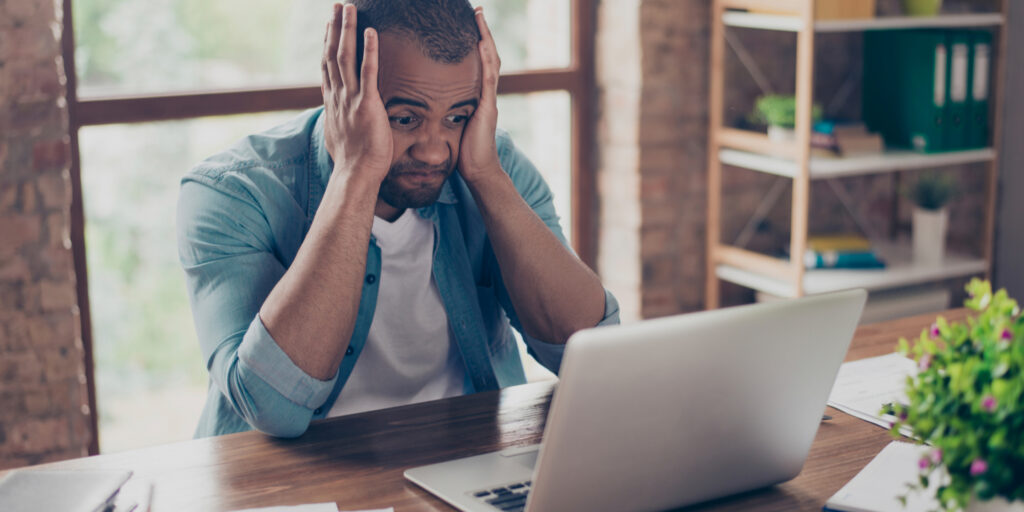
[312,108,458,207]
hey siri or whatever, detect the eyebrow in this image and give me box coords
[384,97,479,111]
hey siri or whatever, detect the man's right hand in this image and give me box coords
[321,3,392,183]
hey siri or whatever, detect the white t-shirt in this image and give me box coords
[328,209,465,417]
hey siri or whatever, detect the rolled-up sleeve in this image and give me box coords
[177,175,335,437]
[493,132,621,373]
[523,289,620,372]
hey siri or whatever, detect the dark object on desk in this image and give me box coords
[0,468,133,512]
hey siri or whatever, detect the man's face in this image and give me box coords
[376,32,481,213]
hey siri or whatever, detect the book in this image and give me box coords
[804,249,885,269]
[837,132,885,156]
[807,234,873,253]
[812,122,884,157]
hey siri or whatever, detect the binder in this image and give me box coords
[862,31,902,147]
[863,30,949,153]
[903,30,950,153]
[968,30,992,148]
[945,30,972,150]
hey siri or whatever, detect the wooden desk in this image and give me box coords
[1,309,971,512]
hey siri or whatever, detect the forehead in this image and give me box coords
[377,32,481,107]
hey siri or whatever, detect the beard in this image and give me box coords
[378,159,455,210]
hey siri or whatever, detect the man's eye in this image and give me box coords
[446,114,469,125]
[389,116,417,127]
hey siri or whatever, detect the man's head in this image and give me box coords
[345,0,482,216]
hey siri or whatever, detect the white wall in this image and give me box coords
[995,2,1024,297]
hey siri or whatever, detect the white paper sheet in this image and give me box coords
[229,504,394,512]
[825,441,941,512]
[229,505,339,512]
[827,353,916,436]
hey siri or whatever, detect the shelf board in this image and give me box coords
[715,245,987,298]
[722,12,1004,32]
[719,148,996,179]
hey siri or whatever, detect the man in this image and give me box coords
[177,0,619,438]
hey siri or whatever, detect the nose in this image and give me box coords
[409,125,451,168]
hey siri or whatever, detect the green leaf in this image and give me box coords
[988,428,1007,450]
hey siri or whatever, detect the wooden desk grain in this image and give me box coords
[1,309,971,512]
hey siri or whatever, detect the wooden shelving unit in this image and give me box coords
[705,0,1008,306]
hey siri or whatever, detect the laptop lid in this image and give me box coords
[525,289,866,511]
[404,289,867,511]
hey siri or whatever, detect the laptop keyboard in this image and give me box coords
[472,480,531,511]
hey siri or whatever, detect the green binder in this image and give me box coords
[968,30,992,149]
[863,31,902,147]
[946,30,972,150]
[863,30,950,153]
[903,30,950,153]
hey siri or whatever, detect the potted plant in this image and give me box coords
[903,0,943,16]
[908,172,956,266]
[750,95,823,142]
[885,279,1024,512]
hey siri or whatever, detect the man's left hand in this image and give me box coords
[458,7,503,184]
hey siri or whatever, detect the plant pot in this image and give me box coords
[767,125,796,142]
[967,496,1024,512]
[902,0,943,16]
[913,206,948,266]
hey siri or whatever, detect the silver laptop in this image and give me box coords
[405,289,867,512]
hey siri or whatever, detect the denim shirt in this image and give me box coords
[177,108,620,438]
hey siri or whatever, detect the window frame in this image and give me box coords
[62,0,596,455]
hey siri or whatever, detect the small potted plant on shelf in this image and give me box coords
[908,172,956,266]
[885,279,1024,511]
[750,94,823,142]
[903,0,943,16]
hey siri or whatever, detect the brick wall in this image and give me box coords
[595,0,643,321]
[597,0,711,320]
[0,0,93,469]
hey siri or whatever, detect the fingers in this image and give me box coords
[337,3,359,94]
[474,8,501,104]
[323,4,343,89]
[322,22,332,93]
[360,28,380,96]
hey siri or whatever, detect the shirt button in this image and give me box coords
[345,346,354,356]
[313,407,322,415]
[365,274,377,284]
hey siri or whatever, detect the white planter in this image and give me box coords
[767,125,796,142]
[913,206,948,266]
[968,496,1024,512]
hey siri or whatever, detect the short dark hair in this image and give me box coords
[348,0,480,71]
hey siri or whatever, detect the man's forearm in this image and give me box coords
[465,170,606,344]
[258,171,379,380]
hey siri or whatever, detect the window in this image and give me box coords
[66,0,595,453]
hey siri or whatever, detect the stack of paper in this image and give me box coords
[827,353,916,437]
